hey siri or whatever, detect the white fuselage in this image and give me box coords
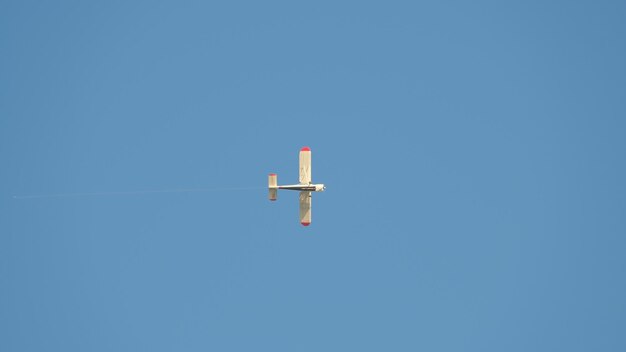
[277,184,325,192]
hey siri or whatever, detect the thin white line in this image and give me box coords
[12,186,264,199]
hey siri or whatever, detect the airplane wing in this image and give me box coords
[299,147,311,184]
[299,191,311,226]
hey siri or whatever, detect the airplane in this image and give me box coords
[268,146,326,226]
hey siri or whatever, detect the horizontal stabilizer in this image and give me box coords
[268,173,277,201]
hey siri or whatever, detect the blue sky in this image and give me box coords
[2,1,625,351]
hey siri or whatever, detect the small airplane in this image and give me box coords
[268,147,326,226]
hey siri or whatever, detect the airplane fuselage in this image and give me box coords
[277,184,325,192]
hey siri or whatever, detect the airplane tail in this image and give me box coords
[268,173,278,201]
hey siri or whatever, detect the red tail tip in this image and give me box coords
[300,146,310,151]
[301,222,311,226]
[269,173,276,176]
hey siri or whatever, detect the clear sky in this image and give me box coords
[2,1,625,351]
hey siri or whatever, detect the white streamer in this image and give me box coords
[12,186,263,199]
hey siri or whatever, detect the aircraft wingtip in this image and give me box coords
[301,146,310,151]
[301,222,311,226]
